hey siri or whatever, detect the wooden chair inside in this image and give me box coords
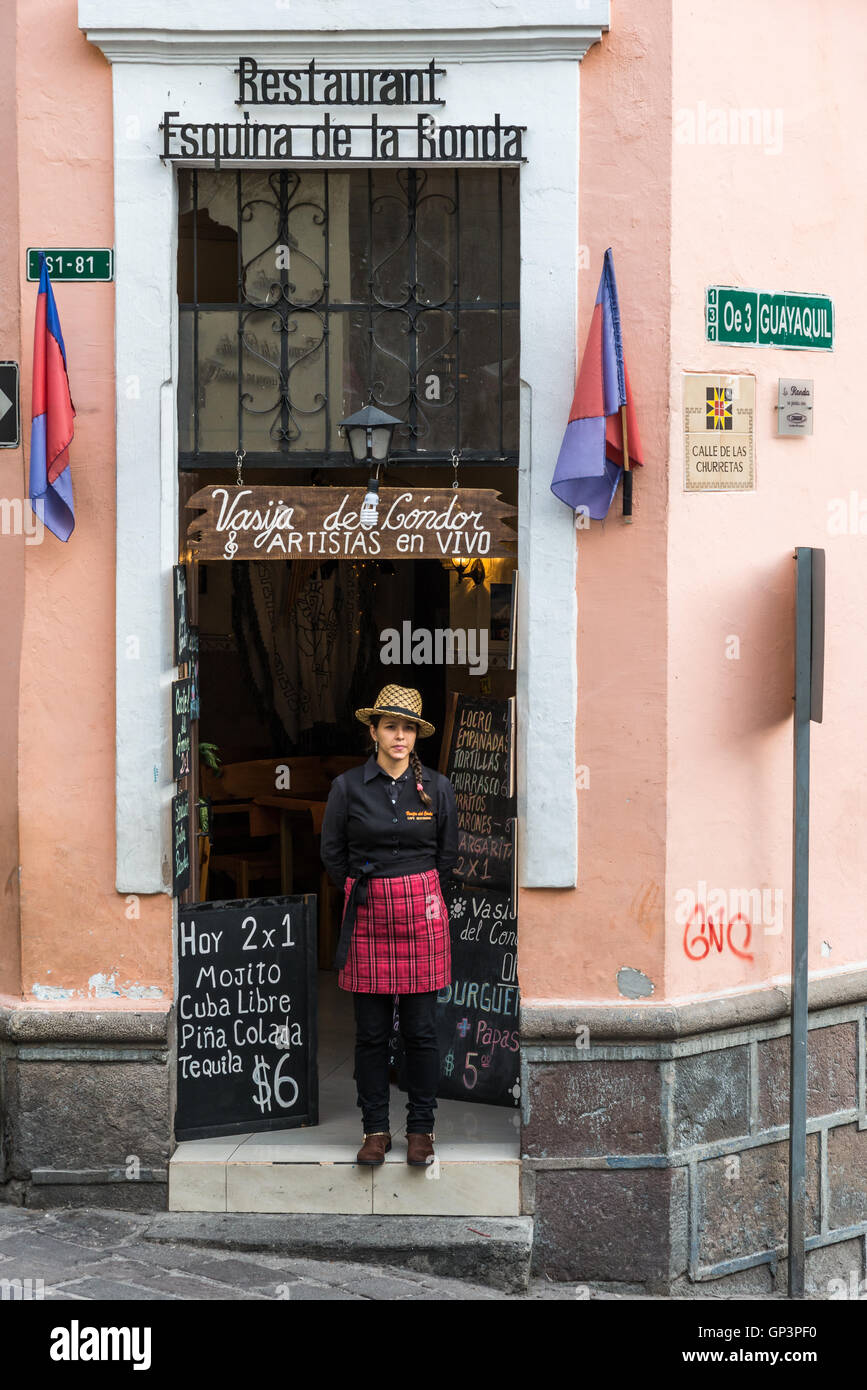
[207,851,283,900]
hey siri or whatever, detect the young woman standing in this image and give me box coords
[320,685,458,1167]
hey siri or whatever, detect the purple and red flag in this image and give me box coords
[29,253,75,541]
[550,247,643,520]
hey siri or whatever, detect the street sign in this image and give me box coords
[26,248,113,282]
[706,286,833,351]
[0,362,20,448]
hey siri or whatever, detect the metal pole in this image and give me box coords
[788,548,811,1298]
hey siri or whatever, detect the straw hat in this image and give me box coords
[355,684,435,738]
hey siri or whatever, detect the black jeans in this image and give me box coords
[352,991,439,1134]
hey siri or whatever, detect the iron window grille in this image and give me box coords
[177,166,519,470]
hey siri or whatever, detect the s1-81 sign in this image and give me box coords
[26,248,114,282]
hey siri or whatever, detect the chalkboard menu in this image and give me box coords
[174,895,318,1141]
[442,694,516,894]
[393,883,520,1109]
[173,564,189,665]
[172,678,191,780]
[172,790,191,897]
[188,627,200,721]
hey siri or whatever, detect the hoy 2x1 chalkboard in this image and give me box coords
[175,895,318,1140]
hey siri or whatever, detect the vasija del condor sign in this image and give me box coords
[186,486,517,561]
[161,57,525,165]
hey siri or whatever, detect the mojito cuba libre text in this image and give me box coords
[177,920,303,1080]
[186,486,518,561]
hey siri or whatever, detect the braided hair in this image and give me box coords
[410,748,433,808]
[370,714,432,807]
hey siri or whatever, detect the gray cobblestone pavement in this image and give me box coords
[0,1207,805,1300]
[0,1206,570,1301]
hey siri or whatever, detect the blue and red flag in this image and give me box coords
[550,247,643,520]
[29,253,75,541]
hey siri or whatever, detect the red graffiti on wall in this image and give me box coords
[682,907,753,962]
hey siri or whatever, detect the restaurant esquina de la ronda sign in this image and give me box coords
[187,486,518,561]
[160,57,525,165]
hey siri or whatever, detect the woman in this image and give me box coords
[320,684,458,1167]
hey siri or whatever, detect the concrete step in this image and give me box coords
[142,1210,534,1292]
[169,1135,521,1217]
[170,1065,522,1216]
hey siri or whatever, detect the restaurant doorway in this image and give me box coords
[170,160,522,1208]
[171,541,520,1203]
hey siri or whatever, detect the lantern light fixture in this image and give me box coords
[338,404,406,531]
[338,403,404,467]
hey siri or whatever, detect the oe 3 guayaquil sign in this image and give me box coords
[706,286,833,351]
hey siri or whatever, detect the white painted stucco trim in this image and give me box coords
[82,1,609,893]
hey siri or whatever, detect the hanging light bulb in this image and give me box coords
[360,469,380,530]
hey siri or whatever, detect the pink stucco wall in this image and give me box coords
[8,0,171,1006]
[8,0,865,1015]
[519,0,673,1003]
[664,0,867,999]
[0,0,24,996]
[521,0,867,1008]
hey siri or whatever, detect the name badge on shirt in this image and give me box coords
[405,809,434,820]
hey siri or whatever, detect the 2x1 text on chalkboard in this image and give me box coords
[442,693,516,894]
[174,896,318,1140]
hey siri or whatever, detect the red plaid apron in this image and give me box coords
[337,868,452,994]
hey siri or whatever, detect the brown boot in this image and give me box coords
[406,1131,435,1166]
[356,1131,391,1165]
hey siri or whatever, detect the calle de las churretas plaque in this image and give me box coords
[187,486,517,561]
[683,373,756,493]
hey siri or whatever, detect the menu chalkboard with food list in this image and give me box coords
[172,790,191,897]
[173,564,189,666]
[174,895,318,1141]
[440,693,515,894]
[172,678,191,781]
[392,882,520,1109]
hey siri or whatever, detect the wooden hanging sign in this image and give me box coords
[186,485,517,561]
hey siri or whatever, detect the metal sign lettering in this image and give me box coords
[26,249,113,282]
[161,110,525,166]
[161,57,524,168]
[187,486,517,561]
[235,56,446,106]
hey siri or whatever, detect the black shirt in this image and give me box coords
[320,754,459,895]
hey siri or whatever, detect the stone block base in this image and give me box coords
[0,1005,171,1213]
[521,994,867,1292]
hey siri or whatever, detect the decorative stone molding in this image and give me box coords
[521,965,867,1041]
[79,0,611,65]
